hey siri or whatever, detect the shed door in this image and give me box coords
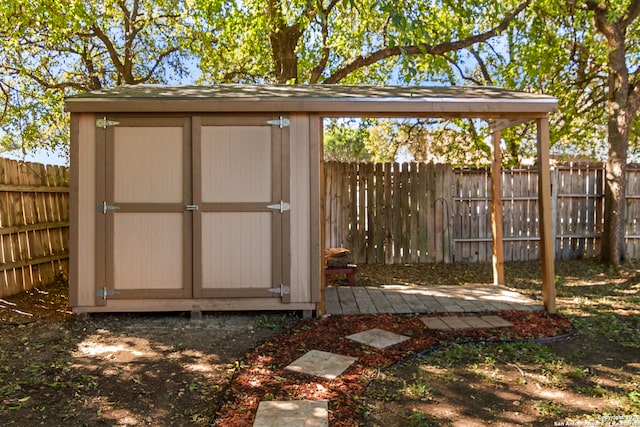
[96,115,290,304]
[98,117,192,304]
[192,116,290,301]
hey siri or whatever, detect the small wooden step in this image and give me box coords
[325,265,357,286]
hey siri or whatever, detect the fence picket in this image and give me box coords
[374,163,384,264]
[417,163,427,262]
[627,167,640,258]
[0,158,69,297]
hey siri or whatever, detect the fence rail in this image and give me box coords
[325,161,640,264]
[0,158,69,297]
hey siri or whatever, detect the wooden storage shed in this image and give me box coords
[65,85,558,315]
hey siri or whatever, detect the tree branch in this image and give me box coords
[90,25,127,79]
[629,81,640,117]
[2,63,90,91]
[0,82,10,124]
[79,43,104,90]
[310,0,340,83]
[621,0,640,29]
[468,48,494,85]
[137,47,181,83]
[323,0,530,83]
[440,53,485,86]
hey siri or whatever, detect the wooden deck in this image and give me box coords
[324,285,543,315]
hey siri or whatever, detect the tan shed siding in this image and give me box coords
[201,212,272,289]
[112,213,184,290]
[73,114,97,307]
[289,114,312,303]
[113,127,184,203]
[201,126,272,203]
[69,115,80,307]
[309,114,324,307]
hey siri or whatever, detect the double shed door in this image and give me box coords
[96,115,290,304]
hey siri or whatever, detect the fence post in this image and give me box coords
[550,166,558,259]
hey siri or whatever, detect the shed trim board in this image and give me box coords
[66,85,558,314]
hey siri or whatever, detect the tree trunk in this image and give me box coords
[266,0,303,83]
[589,1,640,265]
[270,24,302,83]
[601,120,628,265]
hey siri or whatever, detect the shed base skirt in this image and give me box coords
[72,298,316,314]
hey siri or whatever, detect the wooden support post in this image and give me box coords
[490,131,505,286]
[312,114,326,317]
[536,117,557,313]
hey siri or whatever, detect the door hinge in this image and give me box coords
[96,287,120,300]
[96,117,120,128]
[185,204,199,211]
[268,284,290,297]
[97,201,120,214]
[267,201,290,213]
[266,116,290,128]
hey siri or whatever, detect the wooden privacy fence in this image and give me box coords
[0,158,69,297]
[325,161,640,264]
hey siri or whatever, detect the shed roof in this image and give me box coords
[65,85,557,119]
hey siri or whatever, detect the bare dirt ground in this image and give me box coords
[1,259,639,426]
[0,281,296,426]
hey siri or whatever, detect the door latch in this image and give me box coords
[97,202,120,214]
[266,201,290,213]
[268,284,290,297]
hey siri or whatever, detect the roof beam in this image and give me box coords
[488,118,530,132]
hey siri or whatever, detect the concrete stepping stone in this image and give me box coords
[420,317,451,330]
[421,315,514,331]
[285,350,356,379]
[480,315,514,328]
[346,328,410,349]
[253,400,328,427]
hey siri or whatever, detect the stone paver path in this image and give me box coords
[346,328,410,349]
[421,314,514,330]
[253,294,527,426]
[284,349,357,380]
[254,400,329,427]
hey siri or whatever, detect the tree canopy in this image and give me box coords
[2,0,640,263]
[0,0,196,153]
[2,0,639,163]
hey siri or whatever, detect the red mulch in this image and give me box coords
[213,311,572,426]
